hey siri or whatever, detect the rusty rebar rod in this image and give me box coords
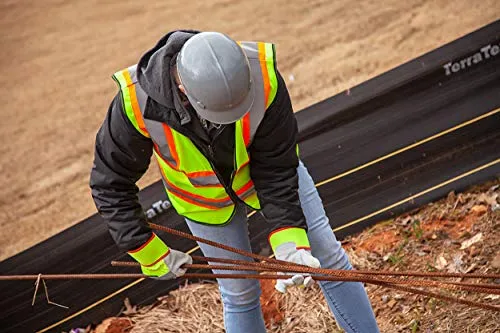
[2,272,497,312]
[143,222,500,312]
[110,261,500,295]
[113,257,500,281]
[148,223,500,282]
[4,221,497,313]
[192,256,500,279]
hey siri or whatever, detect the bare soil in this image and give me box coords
[0,0,497,260]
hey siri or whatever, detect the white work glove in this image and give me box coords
[274,242,321,293]
[150,249,192,280]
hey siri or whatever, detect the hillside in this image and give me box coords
[0,0,498,260]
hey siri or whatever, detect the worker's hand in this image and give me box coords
[127,233,192,280]
[274,242,321,293]
[144,249,192,280]
[268,227,320,293]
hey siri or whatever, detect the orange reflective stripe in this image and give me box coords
[127,233,169,266]
[258,42,271,107]
[242,113,251,147]
[167,190,220,210]
[163,174,231,204]
[186,171,216,178]
[187,170,222,188]
[158,165,221,209]
[128,233,156,254]
[155,146,220,188]
[236,160,250,173]
[162,124,180,168]
[235,179,254,196]
[122,71,149,137]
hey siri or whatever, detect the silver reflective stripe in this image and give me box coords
[146,121,178,167]
[127,65,177,167]
[240,42,267,145]
[127,65,149,118]
[127,64,138,82]
[189,174,220,186]
[163,180,233,208]
[128,65,149,109]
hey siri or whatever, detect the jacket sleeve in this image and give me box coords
[90,94,154,252]
[249,71,307,231]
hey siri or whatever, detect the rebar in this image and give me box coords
[2,221,498,313]
[110,261,500,295]
[2,272,496,312]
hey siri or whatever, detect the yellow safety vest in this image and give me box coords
[113,42,278,224]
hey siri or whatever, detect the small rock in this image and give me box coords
[381,295,389,303]
[491,254,500,269]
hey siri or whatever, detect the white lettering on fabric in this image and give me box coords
[443,40,499,76]
[146,199,172,218]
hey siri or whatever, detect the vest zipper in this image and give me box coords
[206,143,242,205]
[209,125,243,204]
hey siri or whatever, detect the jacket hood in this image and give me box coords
[136,29,199,123]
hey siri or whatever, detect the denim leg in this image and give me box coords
[185,204,266,333]
[297,160,380,333]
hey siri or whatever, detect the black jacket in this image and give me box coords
[90,30,306,251]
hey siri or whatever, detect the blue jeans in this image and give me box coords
[186,161,379,333]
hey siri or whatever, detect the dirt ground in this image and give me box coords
[0,0,497,260]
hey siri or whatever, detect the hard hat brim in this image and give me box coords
[187,77,256,125]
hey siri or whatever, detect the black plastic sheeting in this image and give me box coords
[1,20,499,333]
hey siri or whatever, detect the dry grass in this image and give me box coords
[347,181,500,332]
[127,282,342,333]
